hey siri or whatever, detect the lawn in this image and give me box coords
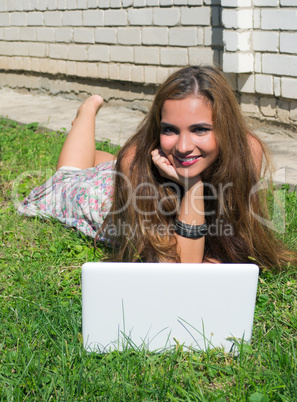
[0,118,296,401]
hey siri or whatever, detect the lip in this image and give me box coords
[173,155,201,167]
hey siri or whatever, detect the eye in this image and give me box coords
[160,125,178,135]
[192,126,212,135]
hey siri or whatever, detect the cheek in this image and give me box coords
[160,135,175,154]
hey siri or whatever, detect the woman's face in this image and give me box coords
[160,96,219,181]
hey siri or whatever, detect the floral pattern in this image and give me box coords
[17,161,116,240]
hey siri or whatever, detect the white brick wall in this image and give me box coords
[1,2,297,125]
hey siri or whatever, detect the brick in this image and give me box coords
[0,1,7,11]
[23,57,32,70]
[134,0,146,6]
[255,52,261,73]
[63,11,83,26]
[147,0,159,4]
[280,33,297,54]
[109,63,120,80]
[31,58,40,72]
[223,31,251,51]
[1,42,13,56]
[144,66,157,83]
[74,28,94,43]
[281,77,297,99]
[57,60,67,74]
[98,0,110,7]
[76,62,87,77]
[262,54,297,77]
[120,64,132,81]
[181,7,210,26]
[95,28,117,44]
[253,31,278,52]
[123,0,133,6]
[221,0,251,5]
[67,0,77,9]
[118,28,141,45]
[280,0,297,4]
[4,28,20,41]
[0,13,10,26]
[156,66,169,84]
[261,10,297,30]
[77,0,88,8]
[134,46,159,64]
[110,0,122,6]
[238,74,254,93]
[11,12,27,26]
[87,62,98,78]
[88,0,99,8]
[12,42,28,56]
[44,11,63,26]
[28,43,47,57]
[222,9,253,29]
[67,60,76,75]
[289,101,297,121]
[174,0,187,4]
[197,27,203,45]
[160,47,188,66]
[14,57,24,70]
[255,74,273,95]
[169,27,197,46]
[98,62,109,78]
[50,44,68,59]
[188,47,214,65]
[27,12,44,26]
[260,97,277,117]
[0,28,3,40]
[110,46,134,62]
[253,9,260,29]
[128,9,153,25]
[37,27,55,42]
[142,27,168,45]
[55,27,73,42]
[160,0,173,5]
[223,53,254,73]
[254,0,278,5]
[57,0,67,9]
[39,0,47,10]
[240,94,259,116]
[187,0,202,5]
[88,45,110,61]
[277,100,290,122]
[48,0,57,10]
[131,65,144,82]
[83,10,104,26]
[153,8,180,26]
[68,45,88,60]
[104,10,127,26]
[274,77,280,97]
[19,27,36,41]
[204,27,223,47]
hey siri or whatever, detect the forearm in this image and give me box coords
[175,181,205,263]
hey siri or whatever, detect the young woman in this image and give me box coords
[18,65,295,270]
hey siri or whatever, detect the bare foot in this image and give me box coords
[72,95,104,125]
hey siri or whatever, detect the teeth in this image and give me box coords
[177,156,199,162]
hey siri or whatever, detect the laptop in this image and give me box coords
[82,262,259,353]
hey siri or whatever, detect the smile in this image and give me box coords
[174,155,201,166]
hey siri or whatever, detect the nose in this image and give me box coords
[176,132,194,155]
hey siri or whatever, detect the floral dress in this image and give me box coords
[16,160,115,240]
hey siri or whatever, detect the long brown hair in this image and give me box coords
[100,65,296,270]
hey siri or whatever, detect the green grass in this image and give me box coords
[0,118,297,401]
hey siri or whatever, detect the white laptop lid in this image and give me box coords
[82,262,259,353]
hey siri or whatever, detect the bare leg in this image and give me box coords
[57,95,114,170]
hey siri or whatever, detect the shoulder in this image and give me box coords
[247,133,263,177]
[119,145,137,176]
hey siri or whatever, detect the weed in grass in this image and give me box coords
[0,118,297,400]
